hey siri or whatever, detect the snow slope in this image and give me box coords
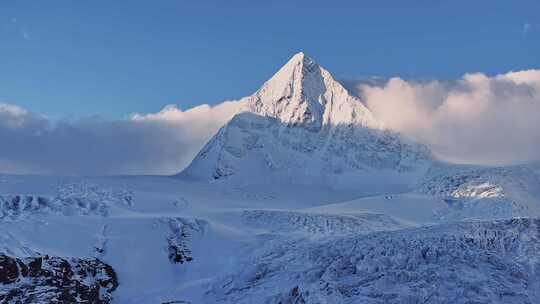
[0,175,402,303]
[0,165,539,303]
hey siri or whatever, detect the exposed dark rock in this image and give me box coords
[0,254,118,304]
[277,286,307,304]
[160,217,206,265]
[0,255,19,284]
[167,225,194,264]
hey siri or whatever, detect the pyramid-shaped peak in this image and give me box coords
[287,51,313,64]
[290,51,306,61]
[180,52,431,181]
[281,51,318,74]
[292,51,306,59]
[243,52,380,131]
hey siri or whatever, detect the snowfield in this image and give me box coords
[210,218,540,304]
[1,53,540,303]
[1,166,539,303]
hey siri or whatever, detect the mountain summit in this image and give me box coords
[243,52,380,131]
[181,52,431,185]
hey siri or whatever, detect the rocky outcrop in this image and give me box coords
[156,217,207,265]
[0,254,118,303]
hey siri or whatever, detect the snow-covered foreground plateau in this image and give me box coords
[0,166,540,303]
[2,53,540,303]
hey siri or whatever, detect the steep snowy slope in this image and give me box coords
[181,53,431,186]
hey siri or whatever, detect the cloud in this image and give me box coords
[4,17,30,40]
[0,102,243,175]
[2,68,540,175]
[523,21,531,34]
[20,29,30,40]
[348,69,540,165]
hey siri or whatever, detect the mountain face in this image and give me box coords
[181,53,431,184]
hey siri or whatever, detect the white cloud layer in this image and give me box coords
[353,69,540,165]
[1,68,539,175]
[0,101,242,175]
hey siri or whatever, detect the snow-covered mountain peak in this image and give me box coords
[181,53,432,182]
[282,51,310,67]
[267,51,316,81]
[243,52,380,131]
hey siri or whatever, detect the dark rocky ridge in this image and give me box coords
[0,254,118,304]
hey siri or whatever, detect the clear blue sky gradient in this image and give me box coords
[1,0,539,118]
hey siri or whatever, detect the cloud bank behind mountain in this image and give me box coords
[1,69,539,175]
[346,69,540,165]
[0,101,242,175]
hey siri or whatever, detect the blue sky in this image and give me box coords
[1,0,539,118]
